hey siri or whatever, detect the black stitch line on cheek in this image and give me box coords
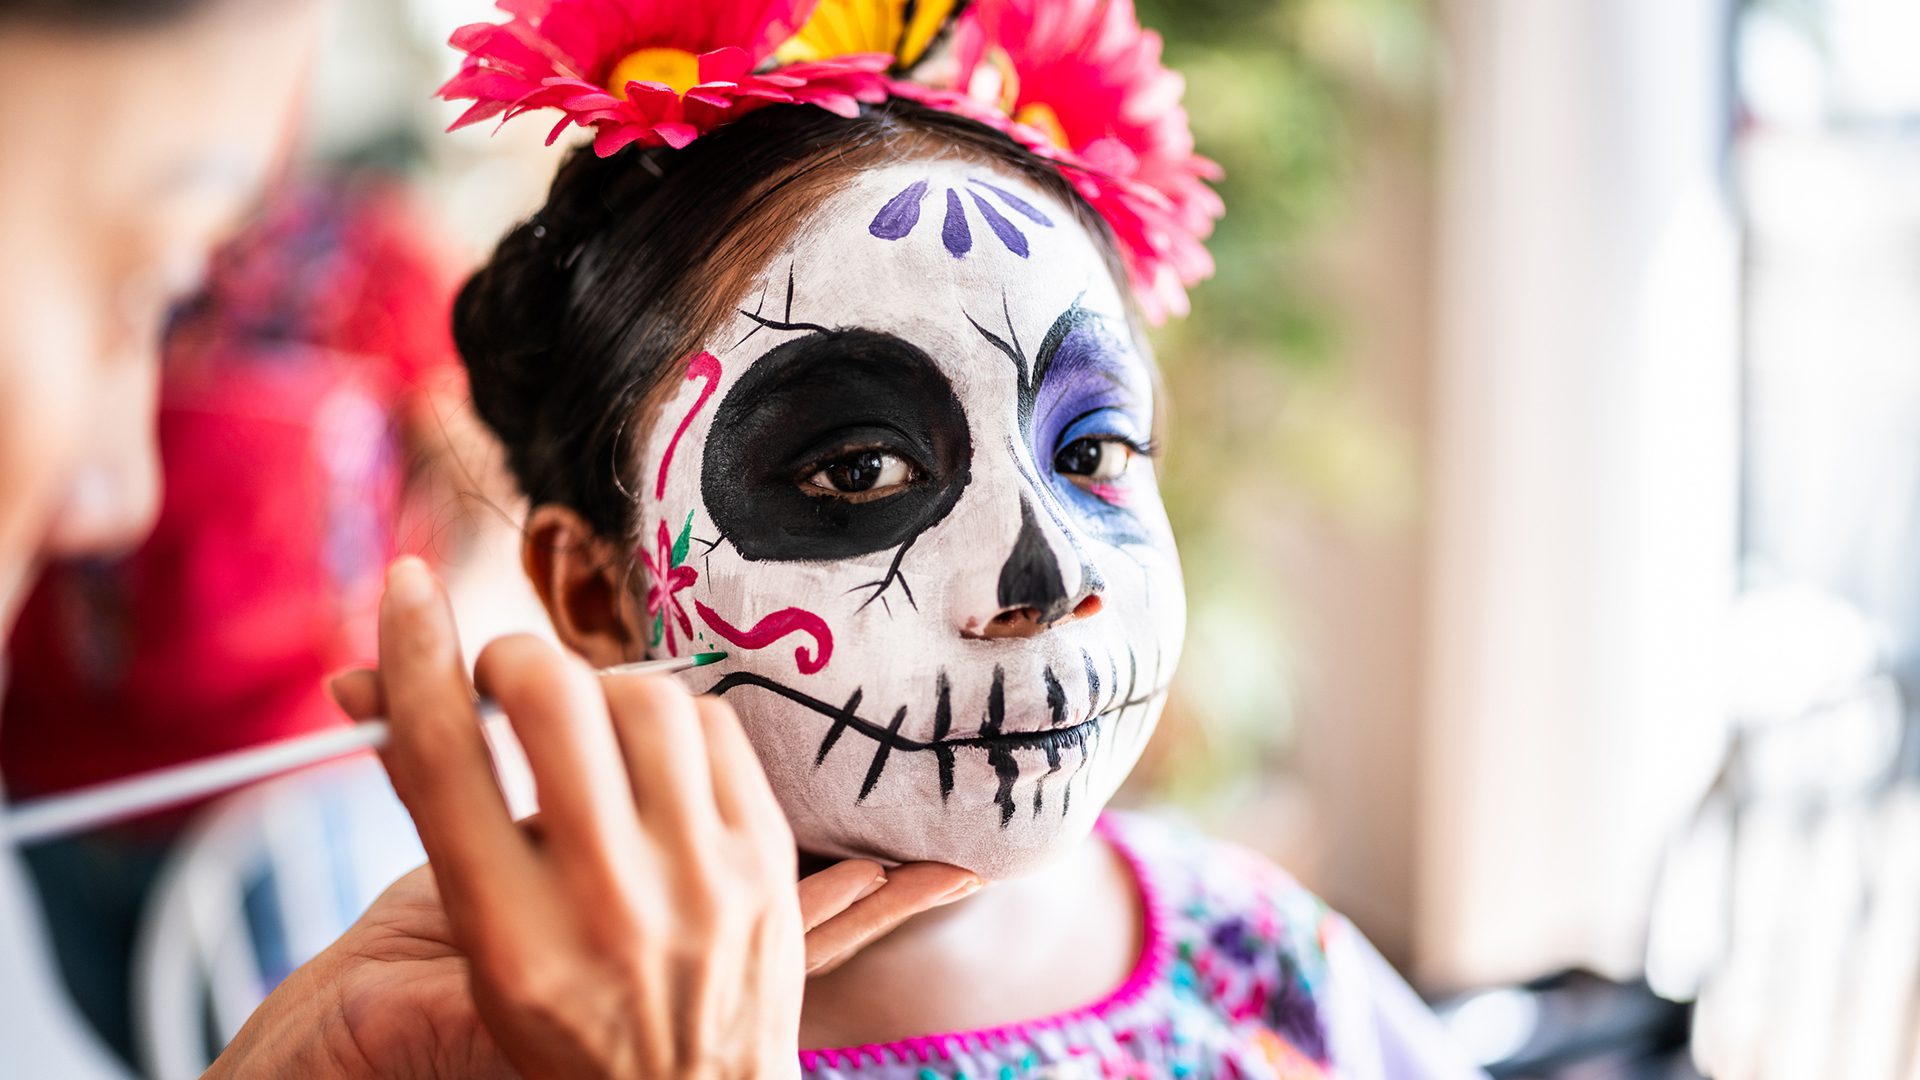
[1106,652,1121,716]
[933,670,953,740]
[1035,739,1063,819]
[1084,720,1102,800]
[1082,648,1100,717]
[858,706,908,802]
[935,745,956,803]
[982,665,1006,737]
[932,673,955,804]
[1044,665,1067,727]
[815,688,862,767]
[989,744,1019,827]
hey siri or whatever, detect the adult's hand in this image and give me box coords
[210,557,977,1078]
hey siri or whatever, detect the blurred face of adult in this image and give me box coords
[0,0,321,633]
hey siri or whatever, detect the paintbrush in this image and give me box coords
[2,650,728,847]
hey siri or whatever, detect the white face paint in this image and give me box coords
[636,159,1185,880]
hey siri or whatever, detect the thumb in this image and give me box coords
[802,862,982,976]
[326,668,385,722]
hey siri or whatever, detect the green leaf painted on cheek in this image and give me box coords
[671,510,694,567]
[650,609,664,648]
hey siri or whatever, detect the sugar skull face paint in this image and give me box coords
[637,160,1184,880]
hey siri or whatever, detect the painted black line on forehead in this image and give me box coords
[968,294,1101,439]
[701,328,973,562]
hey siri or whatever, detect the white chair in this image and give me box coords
[129,754,424,1079]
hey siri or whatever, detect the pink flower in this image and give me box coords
[439,0,892,156]
[639,518,697,653]
[902,0,1223,322]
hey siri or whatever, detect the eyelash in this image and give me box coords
[795,443,923,502]
[1055,434,1157,463]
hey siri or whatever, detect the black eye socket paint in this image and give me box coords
[702,329,974,561]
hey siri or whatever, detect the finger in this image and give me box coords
[376,557,537,929]
[600,673,719,844]
[694,696,784,837]
[473,635,645,873]
[326,668,382,721]
[805,863,982,976]
[797,860,887,933]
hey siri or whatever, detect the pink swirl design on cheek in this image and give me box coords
[694,601,833,675]
[654,351,723,500]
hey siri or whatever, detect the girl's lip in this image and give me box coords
[702,669,1170,753]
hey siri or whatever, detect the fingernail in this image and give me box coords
[324,673,349,708]
[853,872,887,903]
[386,556,433,607]
[933,876,983,906]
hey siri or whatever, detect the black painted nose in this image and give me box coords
[988,497,1101,637]
[997,497,1069,619]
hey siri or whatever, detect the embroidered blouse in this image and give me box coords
[799,811,1487,1080]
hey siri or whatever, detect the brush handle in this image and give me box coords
[3,651,721,845]
[6,722,395,845]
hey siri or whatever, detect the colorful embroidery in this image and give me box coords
[798,813,1337,1080]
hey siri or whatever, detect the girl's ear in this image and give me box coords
[523,504,646,668]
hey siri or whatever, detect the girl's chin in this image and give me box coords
[785,793,1113,882]
[759,703,1159,881]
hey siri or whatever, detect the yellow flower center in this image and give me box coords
[608,47,701,98]
[1013,101,1071,150]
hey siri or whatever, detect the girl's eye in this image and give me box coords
[804,449,917,500]
[1054,437,1134,483]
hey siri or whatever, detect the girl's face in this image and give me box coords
[637,159,1184,879]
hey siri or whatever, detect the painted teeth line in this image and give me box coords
[858,706,908,801]
[709,670,1165,755]
[1082,648,1100,717]
[815,688,862,767]
[707,654,1168,826]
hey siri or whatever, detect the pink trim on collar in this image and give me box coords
[798,813,1171,1070]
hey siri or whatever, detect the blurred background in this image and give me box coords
[7,0,1920,1077]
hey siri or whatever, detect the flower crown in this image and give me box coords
[440,0,1221,322]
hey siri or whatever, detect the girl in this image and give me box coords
[426,0,1488,1075]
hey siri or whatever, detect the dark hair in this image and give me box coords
[457,99,1128,542]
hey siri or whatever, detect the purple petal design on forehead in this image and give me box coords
[942,188,972,257]
[869,179,928,240]
[871,176,1046,259]
[969,178,1055,227]
[968,191,1029,257]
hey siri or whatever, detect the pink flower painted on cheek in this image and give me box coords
[639,513,698,654]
